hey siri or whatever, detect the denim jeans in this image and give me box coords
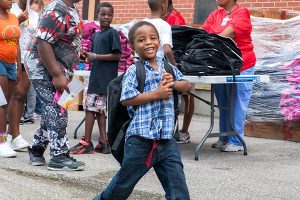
[214,67,255,145]
[93,136,190,200]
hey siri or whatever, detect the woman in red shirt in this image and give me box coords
[165,0,186,26]
[165,0,194,144]
[202,0,256,152]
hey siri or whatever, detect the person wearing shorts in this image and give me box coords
[70,2,121,155]
[0,1,21,158]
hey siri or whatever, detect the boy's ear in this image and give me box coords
[130,44,135,51]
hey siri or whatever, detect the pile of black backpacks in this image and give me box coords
[171,25,243,76]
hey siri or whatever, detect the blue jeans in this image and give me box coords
[93,136,190,200]
[0,60,17,80]
[214,67,255,146]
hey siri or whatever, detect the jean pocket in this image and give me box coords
[127,136,146,145]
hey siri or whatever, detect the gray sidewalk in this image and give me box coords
[1,111,300,200]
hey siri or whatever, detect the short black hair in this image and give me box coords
[147,0,164,12]
[97,2,114,13]
[128,21,159,45]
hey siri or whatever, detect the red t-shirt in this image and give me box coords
[202,5,256,71]
[166,10,186,26]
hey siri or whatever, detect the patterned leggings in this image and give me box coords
[31,79,69,156]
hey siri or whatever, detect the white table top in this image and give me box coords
[74,70,270,84]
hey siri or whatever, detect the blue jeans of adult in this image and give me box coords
[214,67,255,146]
[93,136,190,200]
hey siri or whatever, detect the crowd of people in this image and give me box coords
[0,0,255,199]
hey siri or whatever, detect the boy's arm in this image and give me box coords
[163,71,191,93]
[37,39,68,92]
[173,80,191,93]
[122,79,174,106]
[163,44,177,66]
[85,51,121,63]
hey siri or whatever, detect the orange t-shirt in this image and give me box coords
[0,12,20,63]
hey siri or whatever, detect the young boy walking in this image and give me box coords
[93,21,191,200]
[70,2,121,154]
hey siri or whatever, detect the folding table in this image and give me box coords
[184,75,270,160]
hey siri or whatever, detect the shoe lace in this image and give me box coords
[65,152,77,162]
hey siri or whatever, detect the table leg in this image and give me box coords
[73,117,86,139]
[194,85,215,160]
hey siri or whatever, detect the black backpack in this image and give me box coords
[107,60,177,164]
[181,33,243,76]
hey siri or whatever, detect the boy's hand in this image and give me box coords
[155,79,173,100]
[80,49,87,61]
[162,71,174,85]
[53,74,69,93]
[85,52,95,63]
[18,9,29,24]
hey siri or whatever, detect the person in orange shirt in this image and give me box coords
[0,0,21,158]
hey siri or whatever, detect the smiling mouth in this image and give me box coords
[144,47,155,53]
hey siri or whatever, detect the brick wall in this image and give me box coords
[43,0,300,24]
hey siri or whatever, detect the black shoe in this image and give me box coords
[28,145,46,166]
[95,142,111,154]
[20,118,34,125]
[48,154,85,171]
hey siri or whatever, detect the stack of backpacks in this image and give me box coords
[171,25,243,76]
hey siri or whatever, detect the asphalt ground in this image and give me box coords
[1,111,299,200]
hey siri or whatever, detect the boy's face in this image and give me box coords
[132,25,159,61]
[98,7,113,28]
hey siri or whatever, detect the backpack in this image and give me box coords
[181,33,243,76]
[107,60,176,164]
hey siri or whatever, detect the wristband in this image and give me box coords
[93,53,96,61]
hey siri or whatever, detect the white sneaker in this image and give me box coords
[0,142,17,158]
[211,140,227,149]
[176,131,191,144]
[10,135,29,151]
[221,143,244,152]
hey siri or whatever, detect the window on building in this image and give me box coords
[82,0,100,20]
[194,0,217,24]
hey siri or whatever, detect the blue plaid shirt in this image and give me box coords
[120,58,185,141]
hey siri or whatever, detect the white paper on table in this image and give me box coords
[57,78,86,109]
[0,86,7,106]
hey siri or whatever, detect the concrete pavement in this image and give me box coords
[1,111,300,200]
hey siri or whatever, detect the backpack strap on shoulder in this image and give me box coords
[134,60,146,93]
[163,59,175,78]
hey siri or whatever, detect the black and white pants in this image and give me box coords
[31,79,69,156]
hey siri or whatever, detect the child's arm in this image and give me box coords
[163,71,191,93]
[121,79,174,106]
[163,44,177,66]
[173,80,191,93]
[85,51,121,63]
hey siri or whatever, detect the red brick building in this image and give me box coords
[44,0,300,24]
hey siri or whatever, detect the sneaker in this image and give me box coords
[10,135,29,151]
[95,142,111,154]
[176,131,191,144]
[70,139,94,154]
[28,145,46,166]
[221,143,244,152]
[33,113,41,119]
[48,154,85,171]
[211,140,227,149]
[0,142,17,158]
[20,118,34,125]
